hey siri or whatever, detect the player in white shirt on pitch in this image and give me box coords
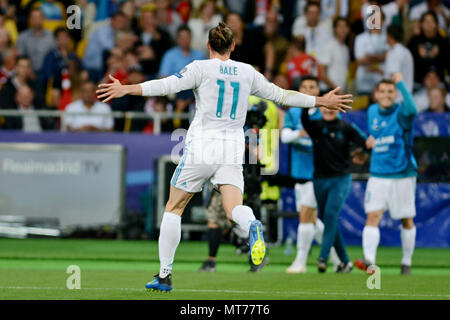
[97,22,353,292]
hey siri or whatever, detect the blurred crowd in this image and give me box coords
[0,0,448,133]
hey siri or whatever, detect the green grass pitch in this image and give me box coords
[0,238,449,300]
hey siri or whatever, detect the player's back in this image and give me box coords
[187,58,256,142]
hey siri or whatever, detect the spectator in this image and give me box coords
[256,9,290,81]
[120,0,139,34]
[409,0,450,34]
[33,0,66,32]
[252,0,274,26]
[159,25,205,129]
[123,50,142,73]
[318,17,350,93]
[2,85,57,132]
[110,68,148,132]
[425,86,450,113]
[0,27,10,55]
[0,11,18,45]
[76,0,97,40]
[223,0,255,24]
[82,11,128,82]
[64,80,113,132]
[273,73,289,90]
[102,47,128,89]
[226,12,265,70]
[155,0,183,42]
[408,11,449,86]
[291,1,333,58]
[143,96,176,134]
[188,0,223,57]
[361,0,409,32]
[385,25,414,92]
[413,69,450,112]
[285,36,319,89]
[158,25,205,78]
[176,0,193,23]
[295,0,349,21]
[92,0,120,22]
[137,8,173,80]
[39,27,82,94]
[0,56,44,110]
[16,8,55,74]
[51,57,88,111]
[0,47,17,88]
[354,12,388,95]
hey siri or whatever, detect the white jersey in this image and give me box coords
[140,58,316,145]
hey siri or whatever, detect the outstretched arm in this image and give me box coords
[391,73,417,130]
[251,70,352,113]
[96,62,201,103]
[96,75,142,102]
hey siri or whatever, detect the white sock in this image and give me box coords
[314,218,324,244]
[294,223,315,267]
[158,211,181,277]
[362,226,380,265]
[231,205,256,238]
[401,226,416,267]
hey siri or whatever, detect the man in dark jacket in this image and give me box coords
[302,102,368,273]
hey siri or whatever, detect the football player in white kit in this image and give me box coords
[97,22,353,292]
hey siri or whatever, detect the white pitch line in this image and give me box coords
[1,286,450,298]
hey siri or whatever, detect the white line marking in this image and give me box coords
[1,286,449,298]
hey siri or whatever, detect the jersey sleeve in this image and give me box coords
[397,80,417,130]
[250,69,316,108]
[140,61,202,97]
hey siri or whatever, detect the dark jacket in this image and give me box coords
[301,110,367,178]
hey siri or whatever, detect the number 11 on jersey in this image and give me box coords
[216,79,240,120]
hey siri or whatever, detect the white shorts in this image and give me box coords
[294,181,317,211]
[364,176,416,220]
[170,139,245,194]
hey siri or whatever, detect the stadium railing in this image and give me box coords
[0,110,191,135]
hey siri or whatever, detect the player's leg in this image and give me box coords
[199,191,228,272]
[146,185,195,291]
[286,205,315,274]
[287,182,315,273]
[313,213,341,270]
[312,178,328,271]
[400,218,415,275]
[219,184,266,265]
[198,221,221,272]
[355,177,386,272]
[391,177,417,275]
[363,210,382,263]
[317,174,352,272]
[161,185,195,274]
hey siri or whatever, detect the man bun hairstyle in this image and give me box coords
[208,21,234,54]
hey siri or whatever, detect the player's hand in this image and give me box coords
[96,75,128,103]
[317,87,353,113]
[366,135,375,149]
[351,148,369,165]
[391,73,403,84]
[299,129,309,138]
